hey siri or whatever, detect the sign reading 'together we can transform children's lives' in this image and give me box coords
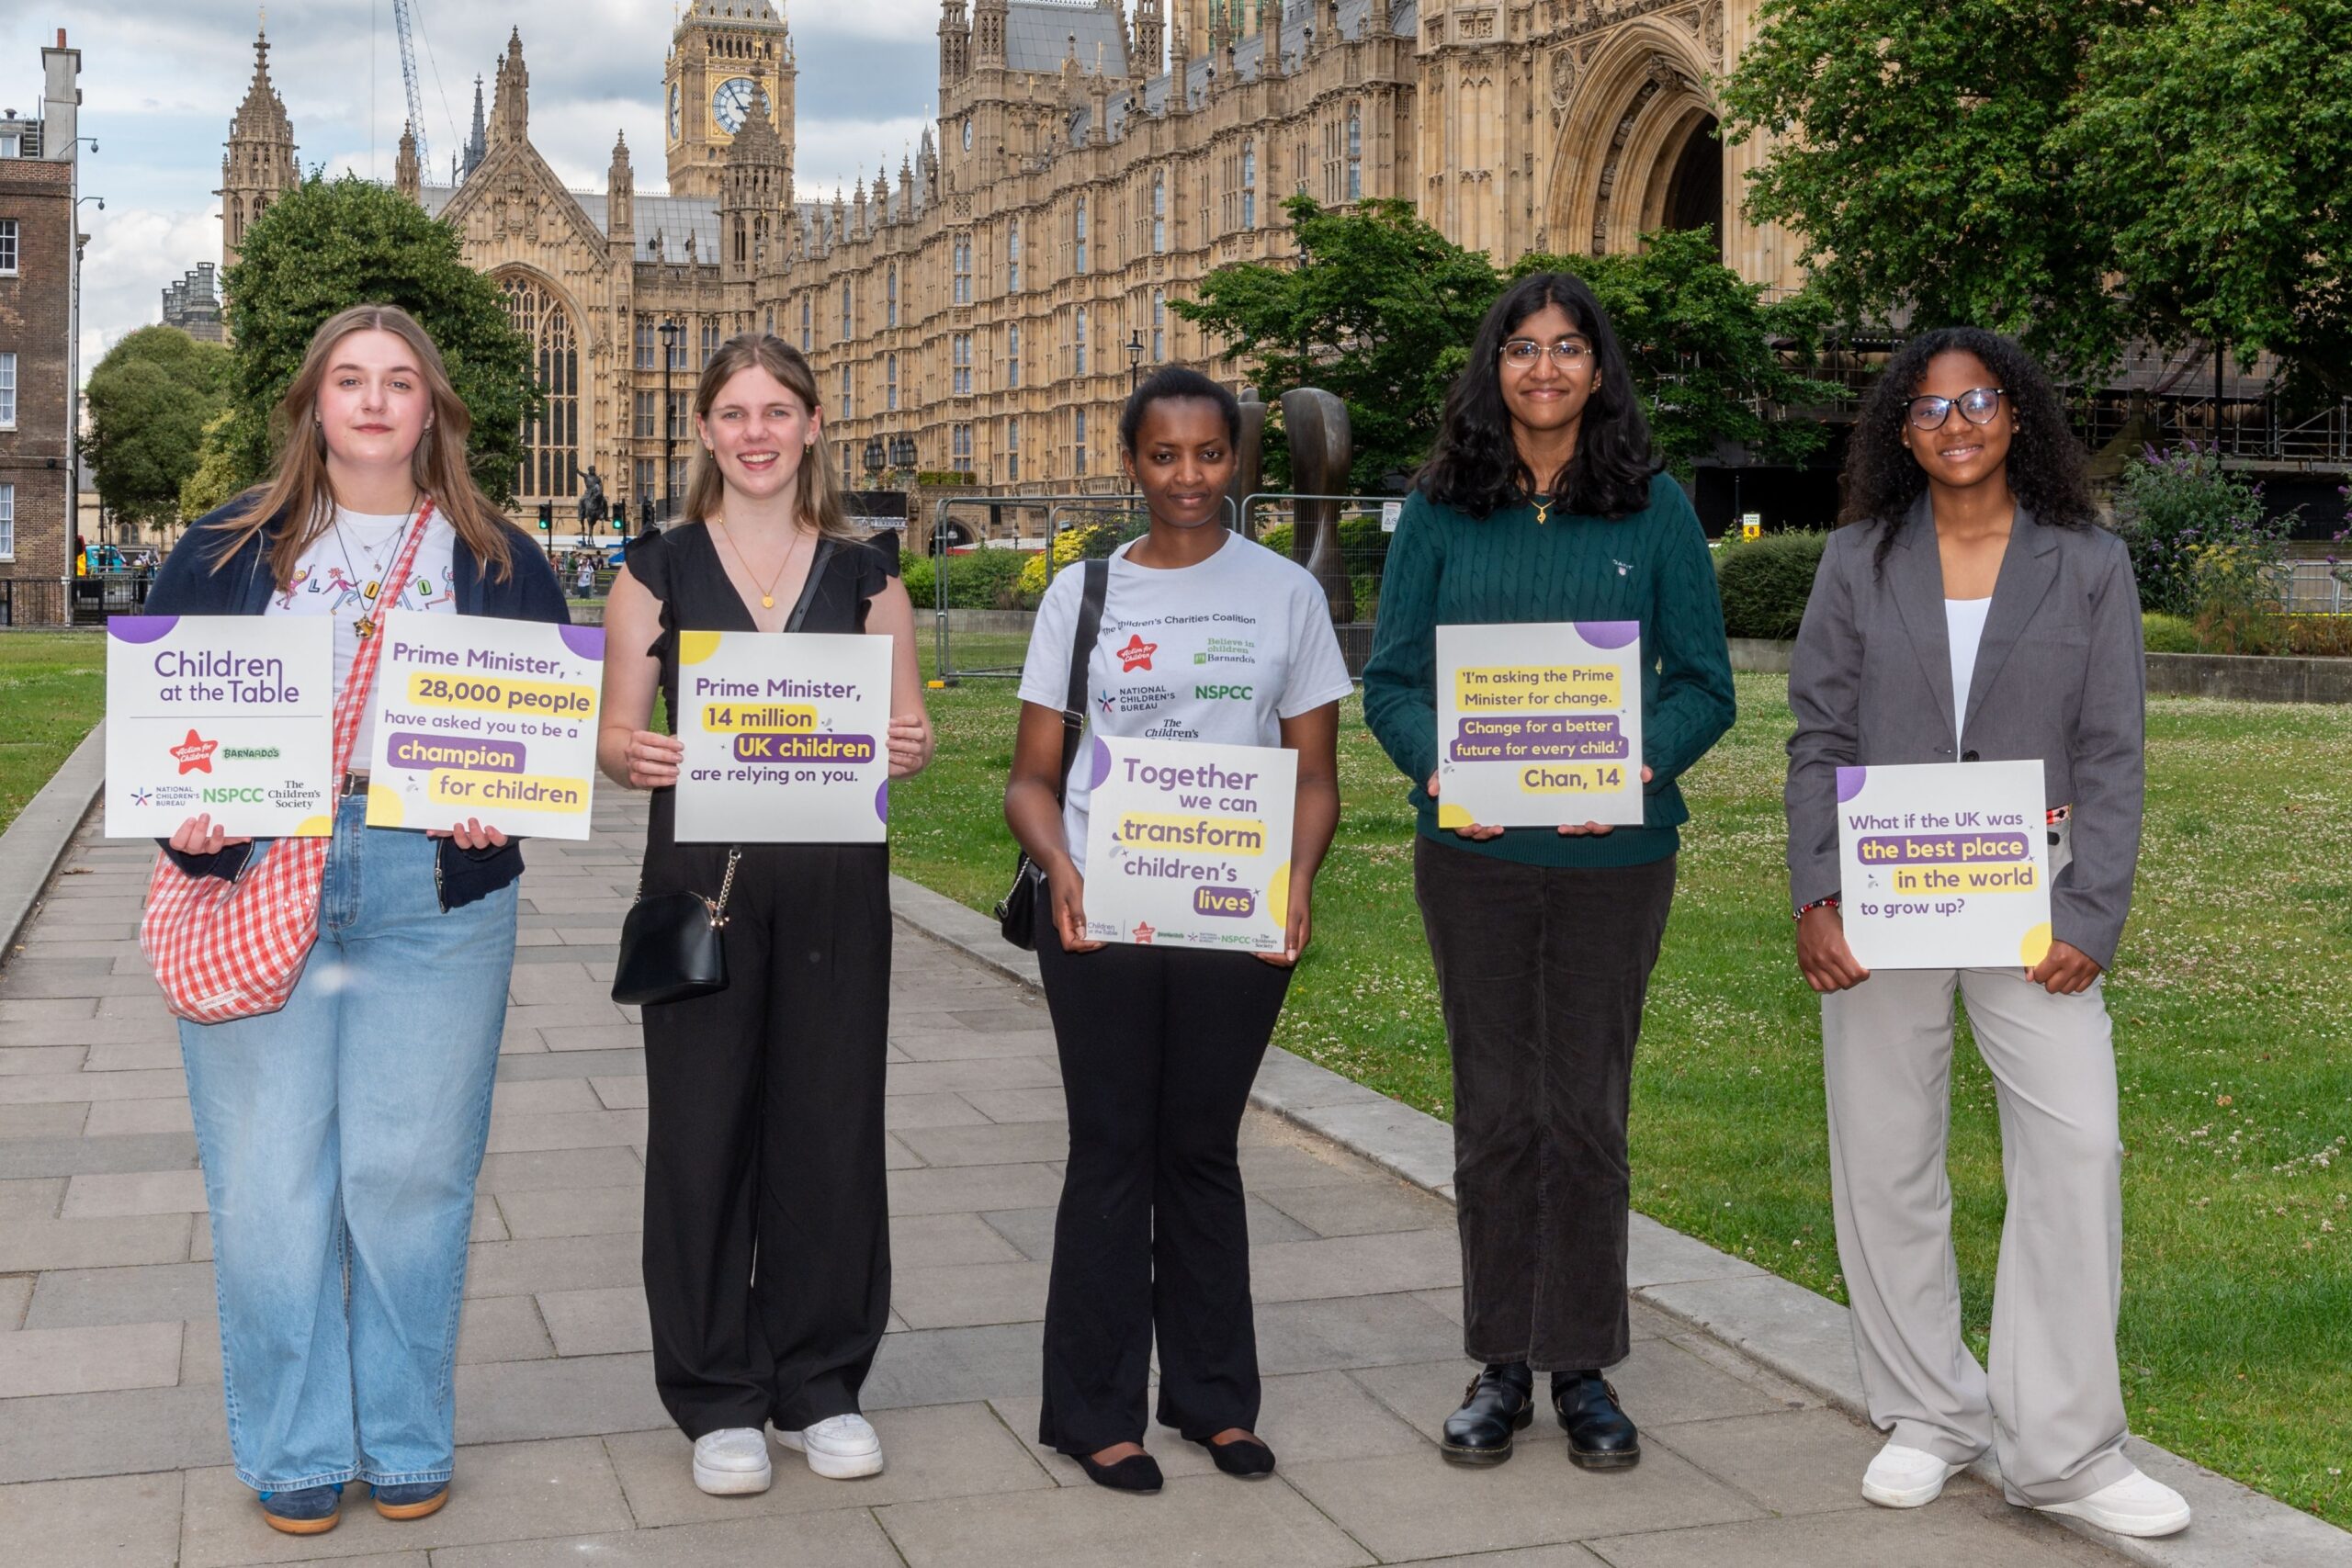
[1835,759,2054,970]
[1435,621,1646,828]
[673,631,894,843]
[1082,735,1298,953]
[364,615,607,841]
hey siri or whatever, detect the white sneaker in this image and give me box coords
[2036,1468,2192,1538]
[1861,1442,1962,1508]
[776,1413,885,1480]
[691,1427,774,1495]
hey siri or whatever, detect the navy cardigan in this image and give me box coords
[144,500,573,910]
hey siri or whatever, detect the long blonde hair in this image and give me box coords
[210,303,516,585]
[683,333,863,542]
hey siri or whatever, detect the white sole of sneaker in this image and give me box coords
[775,1429,885,1480]
[2036,1496,2193,1538]
[690,1459,773,1495]
[1861,1462,1958,1509]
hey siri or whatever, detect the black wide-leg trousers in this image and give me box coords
[1413,836,1677,1372]
[639,839,893,1438]
[1032,900,1295,1455]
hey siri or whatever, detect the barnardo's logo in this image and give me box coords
[1115,633,1159,672]
[1193,636,1256,667]
[1194,683,1254,702]
[220,746,281,761]
[170,730,220,775]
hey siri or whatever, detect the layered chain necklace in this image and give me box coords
[330,495,421,639]
[710,512,811,612]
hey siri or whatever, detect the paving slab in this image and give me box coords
[427,1506,905,1567]
[0,1470,183,1568]
[873,1471,1377,1568]
[0,1319,181,1398]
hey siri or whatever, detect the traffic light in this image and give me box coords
[611,499,628,536]
[537,502,553,531]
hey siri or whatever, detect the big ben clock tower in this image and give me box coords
[664,0,795,200]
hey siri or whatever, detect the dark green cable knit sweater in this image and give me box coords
[1362,473,1737,868]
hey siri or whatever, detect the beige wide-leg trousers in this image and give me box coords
[1821,965,2136,1506]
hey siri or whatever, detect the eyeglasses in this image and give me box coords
[1499,338,1594,368]
[1906,387,2005,430]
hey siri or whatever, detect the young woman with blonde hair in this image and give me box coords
[599,333,933,1495]
[145,303,569,1534]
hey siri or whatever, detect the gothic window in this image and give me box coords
[1347,106,1363,201]
[500,275,578,500]
[1074,408,1088,476]
[1008,220,1022,290]
[801,297,813,351]
[840,364,853,420]
[634,391,657,440]
[842,280,854,342]
[954,237,973,304]
[634,457,657,504]
[887,353,899,412]
[636,318,656,371]
[1151,289,1166,362]
[1075,197,1089,275]
[1242,140,1257,231]
[953,423,973,468]
[1075,307,1089,377]
[1008,324,1021,389]
[700,319,721,366]
[953,333,973,396]
[1152,172,1165,254]
[1006,416,1020,483]
[888,266,899,328]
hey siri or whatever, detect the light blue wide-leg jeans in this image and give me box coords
[179,795,517,1493]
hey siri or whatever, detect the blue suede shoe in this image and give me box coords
[256,1482,343,1536]
[371,1479,450,1520]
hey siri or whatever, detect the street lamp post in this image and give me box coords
[658,318,683,526]
[1125,331,1146,498]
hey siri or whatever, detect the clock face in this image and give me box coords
[668,85,681,142]
[962,118,973,152]
[712,76,758,135]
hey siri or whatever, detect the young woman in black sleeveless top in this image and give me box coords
[596,334,933,1495]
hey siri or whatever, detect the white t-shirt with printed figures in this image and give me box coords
[263,507,460,761]
[1019,531,1354,863]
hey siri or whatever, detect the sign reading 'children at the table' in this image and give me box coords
[364,615,606,840]
[105,615,335,839]
[1836,760,2054,970]
[673,631,894,843]
[1082,736,1297,953]
[1435,621,1645,828]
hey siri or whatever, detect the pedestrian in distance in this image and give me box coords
[597,332,934,1496]
[577,552,597,600]
[1002,367,1350,1493]
[1361,271,1736,1471]
[1784,326,2189,1537]
[143,303,570,1535]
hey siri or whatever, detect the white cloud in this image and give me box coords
[77,205,220,369]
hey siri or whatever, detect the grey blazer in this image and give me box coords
[1784,497,2146,968]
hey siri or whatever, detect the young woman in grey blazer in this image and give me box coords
[1783,328,2189,1538]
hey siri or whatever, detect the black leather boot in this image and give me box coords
[1553,1371,1640,1469]
[1441,1362,1533,1466]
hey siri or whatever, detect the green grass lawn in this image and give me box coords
[0,634,106,837]
[890,666,2352,1527]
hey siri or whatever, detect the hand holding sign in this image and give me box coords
[1834,761,2053,971]
[1436,622,1645,829]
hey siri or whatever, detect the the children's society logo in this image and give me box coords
[169,729,220,775]
[1115,633,1158,672]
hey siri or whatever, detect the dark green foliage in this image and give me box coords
[909,548,1039,611]
[83,327,232,531]
[1713,529,1829,639]
[2112,445,2278,616]
[220,174,536,502]
[2140,613,2201,654]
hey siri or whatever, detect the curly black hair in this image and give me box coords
[1418,271,1655,521]
[1840,326,2098,575]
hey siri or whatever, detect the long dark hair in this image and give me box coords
[1418,271,1654,520]
[1841,326,2097,574]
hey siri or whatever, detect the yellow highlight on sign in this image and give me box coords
[700,703,819,734]
[1890,865,2041,895]
[404,671,595,718]
[1452,664,1623,711]
[1113,812,1269,856]
[427,771,591,813]
[1517,763,1625,794]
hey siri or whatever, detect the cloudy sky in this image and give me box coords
[9,0,963,372]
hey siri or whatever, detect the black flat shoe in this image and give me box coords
[1196,1434,1277,1478]
[1075,1450,1164,1493]
[1553,1372,1641,1470]
[1442,1362,1534,1466]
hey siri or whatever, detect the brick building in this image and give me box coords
[0,29,82,613]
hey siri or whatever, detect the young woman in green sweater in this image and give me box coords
[1363,272,1736,1470]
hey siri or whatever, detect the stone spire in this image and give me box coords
[939,0,970,84]
[492,28,528,144]
[1134,0,1166,77]
[1260,0,1283,75]
[607,130,634,242]
[394,121,420,200]
[462,75,488,177]
[219,26,300,276]
[974,0,1008,69]
[721,80,788,279]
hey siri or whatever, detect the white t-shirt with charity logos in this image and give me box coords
[1019,531,1354,862]
[263,506,460,761]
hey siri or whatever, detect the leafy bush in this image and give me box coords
[1713,530,1829,639]
[2278,615,2352,658]
[1257,522,1294,557]
[2113,445,2281,616]
[2141,612,2200,653]
[899,553,934,606]
[1250,515,1389,578]
[901,547,1041,610]
[1351,572,1382,624]
[1018,522,1124,600]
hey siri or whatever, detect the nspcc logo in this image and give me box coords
[1194,684,1253,701]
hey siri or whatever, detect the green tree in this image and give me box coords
[1517,230,1840,475]
[177,412,243,525]
[220,174,536,502]
[1173,196,1502,493]
[83,326,231,532]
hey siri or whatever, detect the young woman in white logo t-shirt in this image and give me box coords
[1005,367,1351,1492]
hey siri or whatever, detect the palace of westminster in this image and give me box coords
[218,0,1799,522]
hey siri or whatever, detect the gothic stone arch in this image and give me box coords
[495,266,590,503]
[1544,26,1720,257]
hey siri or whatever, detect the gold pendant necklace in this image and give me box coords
[1529,492,1554,525]
[712,513,808,612]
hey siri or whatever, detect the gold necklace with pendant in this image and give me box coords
[711,513,809,612]
[1527,491,1555,525]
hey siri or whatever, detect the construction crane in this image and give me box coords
[392,0,430,175]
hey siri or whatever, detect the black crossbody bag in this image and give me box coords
[613,538,838,1006]
[995,558,1108,950]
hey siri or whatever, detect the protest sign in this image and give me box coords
[1836,760,2053,969]
[1436,621,1645,827]
[673,631,893,843]
[1080,735,1297,953]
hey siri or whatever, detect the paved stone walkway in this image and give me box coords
[0,794,2135,1567]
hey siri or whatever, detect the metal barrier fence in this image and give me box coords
[2278,561,2350,615]
[0,578,74,627]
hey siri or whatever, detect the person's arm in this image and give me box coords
[1359,497,1502,839]
[2035,537,2145,990]
[864,573,935,779]
[596,564,684,791]
[1784,531,1870,992]
[1005,700,1101,953]
[1261,702,1340,966]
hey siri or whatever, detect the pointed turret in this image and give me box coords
[395,122,420,201]
[721,80,787,280]
[974,0,1008,68]
[219,26,300,276]
[492,28,528,145]
[462,75,488,177]
[1135,0,1165,77]
[939,0,970,84]
[607,130,634,243]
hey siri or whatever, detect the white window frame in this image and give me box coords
[0,219,17,277]
[0,482,14,561]
[0,352,16,431]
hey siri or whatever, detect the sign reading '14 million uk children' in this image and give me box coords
[674,631,894,843]
[1082,736,1297,953]
[105,615,335,839]
[1435,622,1645,828]
[364,615,606,840]
[1836,760,2053,970]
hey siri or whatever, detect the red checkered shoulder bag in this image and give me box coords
[141,503,436,1023]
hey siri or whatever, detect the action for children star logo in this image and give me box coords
[170,730,220,775]
[1130,919,1157,944]
[1116,633,1158,672]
